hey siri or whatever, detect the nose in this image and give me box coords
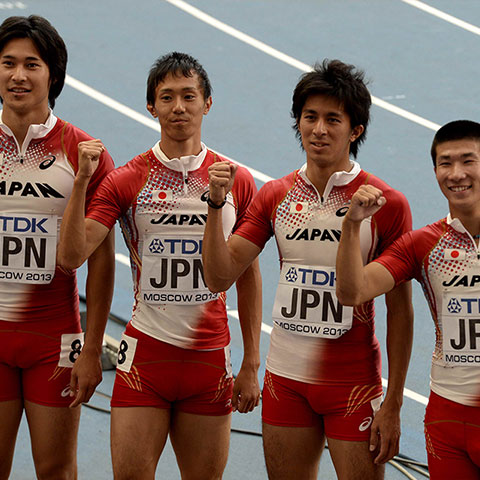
[312,119,327,137]
[172,96,186,113]
[448,162,466,180]
[11,65,27,82]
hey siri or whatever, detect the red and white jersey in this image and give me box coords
[0,111,114,322]
[375,215,480,407]
[235,162,411,385]
[87,142,256,350]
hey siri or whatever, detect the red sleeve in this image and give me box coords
[86,154,149,229]
[234,173,294,250]
[374,222,444,285]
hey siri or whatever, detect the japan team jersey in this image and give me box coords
[87,143,256,350]
[235,162,411,385]
[375,216,480,407]
[0,112,114,322]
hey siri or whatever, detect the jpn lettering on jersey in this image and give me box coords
[0,212,57,283]
[442,290,480,366]
[141,233,218,305]
[272,263,353,338]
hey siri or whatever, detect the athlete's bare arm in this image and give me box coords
[57,140,111,270]
[336,185,396,305]
[69,229,115,407]
[336,185,413,463]
[370,282,413,463]
[203,161,262,292]
[233,258,262,413]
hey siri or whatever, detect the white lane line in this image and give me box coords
[162,0,440,132]
[401,0,480,37]
[228,309,429,406]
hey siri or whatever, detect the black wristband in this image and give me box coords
[207,195,226,209]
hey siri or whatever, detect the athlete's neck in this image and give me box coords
[159,136,203,160]
[450,206,480,239]
[305,157,352,196]
[2,106,50,146]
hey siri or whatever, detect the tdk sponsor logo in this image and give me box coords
[0,216,48,233]
[149,238,165,254]
[446,297,480,314]
[150,214,207,226]
[447,298,462,314]
[285,267,298,283]
[285,267,336,287]
[149,238,202,255]
[286,228,341,242]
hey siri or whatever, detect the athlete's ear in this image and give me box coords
[350,125,364,142]
[203,96,212,115]
[147,104,157,118]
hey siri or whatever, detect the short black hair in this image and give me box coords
[0,15,67,109]
[431,120,480,165]
[291,59,371,158]
[146,52,212,105]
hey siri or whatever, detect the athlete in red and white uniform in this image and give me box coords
[87,144,255,350]
[57,52,262,480]
[336,120,480,479]
[236,162,410,389]
[203,60,413,480]
[0,15,114,480]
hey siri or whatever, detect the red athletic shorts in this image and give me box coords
[262,370,383,441]
[0,318,82,407]
[111,324,233,416]
[424,391,480,479]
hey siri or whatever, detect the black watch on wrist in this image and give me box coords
[206,195,226,209]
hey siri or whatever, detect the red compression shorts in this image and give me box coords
[424,391,480,479]
[111,324,233,416]
[0,318,82,407]
[262,370,383,441]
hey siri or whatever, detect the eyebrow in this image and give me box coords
[158,86,198,93]
[1,54,42,61]
[302,109,343,117]
[438,152,478,160]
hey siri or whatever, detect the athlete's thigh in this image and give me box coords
[170,411,231,479]
[262,422,325,480]
[425,392,480,480]
[111,406,170,480]
[0,400,23,480]
[327,437,384,480]
[24,400,80,479]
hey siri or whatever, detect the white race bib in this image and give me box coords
[0,212,57,284]
[140,234,218,305]
[442,291,480,366]
[58,332,85,367]
[116,333,138,373]
[272,263,353,338]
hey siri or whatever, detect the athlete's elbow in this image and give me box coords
[336,285,363,306]
[204,274,232,293]
[56,249,85,271]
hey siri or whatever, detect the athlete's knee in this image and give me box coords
[34,457,77,480]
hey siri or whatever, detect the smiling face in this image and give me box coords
[147,71,212,157]
[0,37,51,121]
[435,139,480,218]
[298,94,363,173]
